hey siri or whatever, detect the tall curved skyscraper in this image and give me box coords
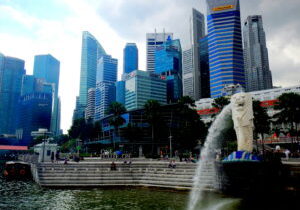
[74,31,106,120]
[207,0,245,98]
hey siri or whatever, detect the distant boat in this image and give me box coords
[3,161,31,179]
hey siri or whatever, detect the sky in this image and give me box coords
[0,0,299,133]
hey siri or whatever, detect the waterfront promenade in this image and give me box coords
[30,158,215,190]
[28,157,300,192]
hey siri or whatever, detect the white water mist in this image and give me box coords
[187,104,233,210]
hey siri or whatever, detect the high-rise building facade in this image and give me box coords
[116,81,125,105]
[94,55,117,121]
[192,8,206,100]
[0,53,25,134]
[125,70,167,111]
[75,31,106,120]
[123,43,138,74]
[146,32,173,73]
[207,0,245,98]
[182,49,194,98]
[155,38,182,103]
[243,15,273,92]
[85,88,95,121]
[33,54,60,136]
[199,36,210,98]
[16,93,52,145]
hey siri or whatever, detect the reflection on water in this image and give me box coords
[0,174,298,210]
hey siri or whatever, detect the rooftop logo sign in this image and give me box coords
[212,5,234,11]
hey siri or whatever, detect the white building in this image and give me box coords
[196,85,300,124]
[146,31,173,73]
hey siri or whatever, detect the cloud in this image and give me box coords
[0,0,299,133]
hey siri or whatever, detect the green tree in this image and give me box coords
[68,118,86,139]
[253,100,270,153]
[107,102,127,149]
[177,96,207,151]
[212,96,230,110]
[144,100,161,156]
[274,93,300,146]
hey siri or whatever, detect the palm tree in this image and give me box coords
[107,102,127,149]
[144,100,161,156]
[274,93,300,146]
[253,100,270,154]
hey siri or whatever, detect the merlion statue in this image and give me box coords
[231,92,254,152]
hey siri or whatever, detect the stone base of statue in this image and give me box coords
[217,153,286,197]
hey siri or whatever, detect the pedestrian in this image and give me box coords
[285,149,290,161]
[55,152,59,162]
[111,161,116,171]
[51,152,54,163]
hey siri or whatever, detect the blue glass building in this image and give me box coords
[94,55,118,121]
[155,38,182,103]
[16,93,52,146]
[123,43,138,74]
[33,54,60,136]
[116,81,125,105]
[0,53,25,135]
[75,31,106,120]
[199,36,211,98]
[207,0,245,98]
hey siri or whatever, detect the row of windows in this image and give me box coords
[210,59,244,68]
[209,51,243,60]
[210,63,244,72]
[208,24,241,34]
[210,46,243,55]
[210,55,243,63]
[210,72,245,80]
[208,38,242,48]
[207,11,240,21]
[208,18,241,28]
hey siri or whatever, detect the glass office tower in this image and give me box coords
[155,38,182,103]
[75,31,106,120]
[207,0,245,98]
[0,53,25,134]
[33,54,60,136]
[16,93,52,145]
[94,55,118,121]
[124,70,167,111]
[199,36,210,98]
[243,15,273,92]
[123,43,138,74]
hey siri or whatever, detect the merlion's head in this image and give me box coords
[231,92,252,112]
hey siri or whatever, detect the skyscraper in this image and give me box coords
[155,38,182,103]
[116,81,125,105]
[0,53,25,134]
[182,49,194,98]
[199,36,210,98]
[192,8,206,100]
[123,43,138,74]
[94,55,117,121]
[33,54,60,135]
[124,70,167,111]
[16,92,52,145]
[146,31,173,73]
[243,15,273,92]
[207,0,245,98]
[85,88,95,121]
[75,31,106,120]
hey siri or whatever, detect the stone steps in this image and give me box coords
[34,161,217,190]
